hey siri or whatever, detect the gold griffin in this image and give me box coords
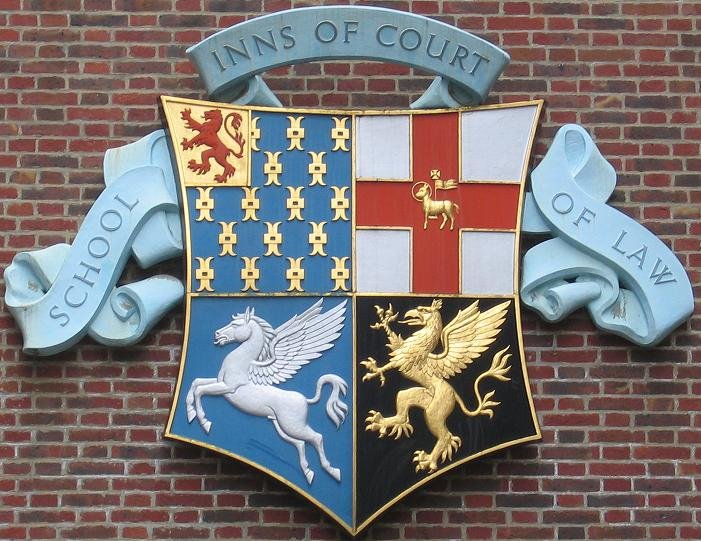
[361,299,512,473]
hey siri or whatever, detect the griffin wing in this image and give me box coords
[248,299,347,385]
[425,300,511,379]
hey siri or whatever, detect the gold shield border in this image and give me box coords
[161,96,543,536]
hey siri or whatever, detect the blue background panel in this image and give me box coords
[170,295,354,526]
[187,110,352,295]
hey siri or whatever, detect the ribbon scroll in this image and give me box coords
[5,8,693,354]
[521,124,693,346]
[187,6,510,109]
[4,132,184,356]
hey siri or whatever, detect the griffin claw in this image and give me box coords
[365,410,413,440]
[365,410,381,424]
[365,410,388,437]
[370,304,398,331]
[361,357,386,386]
[412,450,435,473]
[388,422,414,439]
[440,436,462,462]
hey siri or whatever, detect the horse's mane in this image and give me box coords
[251,315,276,363]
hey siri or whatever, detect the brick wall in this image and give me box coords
[1,0,699,539]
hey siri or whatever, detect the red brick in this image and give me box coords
[590,525,646,539]
[60,525,116,539]
[0,527,26,540]
[0,3,699,540]
[155,493,214,507]
[246,526,307,539]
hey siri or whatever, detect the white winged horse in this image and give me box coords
[185,299,349,484]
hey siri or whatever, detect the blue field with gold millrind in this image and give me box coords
[172,109,356,529]
[186,110,352,295]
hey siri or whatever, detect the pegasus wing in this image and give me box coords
[248,300,347,385]
[425,300,511,379]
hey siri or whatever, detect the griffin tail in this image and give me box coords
[454,346,512,418]
[306,374,348,428]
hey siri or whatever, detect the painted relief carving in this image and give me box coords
[2,6,694,537]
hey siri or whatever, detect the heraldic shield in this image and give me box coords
[162,96,542,534]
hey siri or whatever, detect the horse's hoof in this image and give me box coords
[186,408,196,423]
[304,469,314,484]
[202,420,212,434]
[328,467,341,482]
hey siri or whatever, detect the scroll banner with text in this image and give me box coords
[187,6,509,108]
[4,166,183,356]
[521,125,693,346]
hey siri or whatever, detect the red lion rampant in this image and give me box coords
[180,108,246,183]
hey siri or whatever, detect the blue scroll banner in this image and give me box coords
[521,125,693,346]
[4,133,184,356]
[186,6,510,109]
[4,7,694,354]
[4,7,512,355]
